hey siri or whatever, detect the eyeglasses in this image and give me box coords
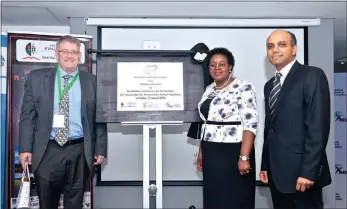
[209,63,227,70]
[58,49,80,55]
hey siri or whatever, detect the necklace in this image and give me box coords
[208,84,224,98]
[215,76,231,90]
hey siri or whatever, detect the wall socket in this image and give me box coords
[142,40,161,50]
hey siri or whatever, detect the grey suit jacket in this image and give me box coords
[18,67,107,174]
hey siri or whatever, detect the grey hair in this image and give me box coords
[56,35,81,50]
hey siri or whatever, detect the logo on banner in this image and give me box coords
[335,140,342,148]
[335,88,346,96]
[144,64,158,74]
[16,39,85,64]
[23,42,40,60]
[1,55,4,66]
[13,69,32,81]
[335,111,347,122]
[336,164,347,175]
[120,102,136,108]
[336,193,343,200]
[1,45,7,76]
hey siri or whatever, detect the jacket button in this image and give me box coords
[269,129,274,133]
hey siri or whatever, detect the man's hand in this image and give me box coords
[259,171,268,184]
[19,152,32,170]
[93,155,105,165]
[296,177,314,192]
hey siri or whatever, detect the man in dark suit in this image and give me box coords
[19,35,107,209]
[259,29,331,209]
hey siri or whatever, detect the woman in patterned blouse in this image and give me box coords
[196,47,259,209]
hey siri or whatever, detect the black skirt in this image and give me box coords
[201,140,256,209]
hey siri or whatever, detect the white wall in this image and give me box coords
[1,25,70,34]
[2,1,347,59]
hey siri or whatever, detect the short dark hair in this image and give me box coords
[287,31,297,47]
[205,47,235,68]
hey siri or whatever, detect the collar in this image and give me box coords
[58,65,79,78]
[276,59,296,78]
[209,77,238,92]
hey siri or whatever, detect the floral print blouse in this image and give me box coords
[198,77,259,143]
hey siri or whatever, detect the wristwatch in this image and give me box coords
[239,155,249,161]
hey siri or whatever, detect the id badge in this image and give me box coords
[53,110,65,128]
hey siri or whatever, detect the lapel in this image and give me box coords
[198,84,214,121]
[271,61,301,121]
[79,71,89,121]
[44,68,56,123]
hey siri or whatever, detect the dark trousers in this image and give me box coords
[34,139,89,209]
[268,169,323,209]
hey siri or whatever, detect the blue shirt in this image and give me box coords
[50,66,84,140]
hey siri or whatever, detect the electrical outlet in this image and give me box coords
[143,40,161,50]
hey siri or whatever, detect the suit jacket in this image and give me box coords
[19,67,107,175]
[187,57,213,139]
[261,61,331,193]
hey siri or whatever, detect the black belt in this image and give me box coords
[51,137,84,145]
[206,121,241,125]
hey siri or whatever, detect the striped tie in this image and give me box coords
[269,72,282,115]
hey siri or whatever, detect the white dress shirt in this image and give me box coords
[276,59,296,85]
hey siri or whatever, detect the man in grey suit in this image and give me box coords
[18,35,107,209]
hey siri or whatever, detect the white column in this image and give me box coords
[142,125,150,208]
[155,125,163,208]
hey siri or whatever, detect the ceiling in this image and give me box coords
[1,0,347,57]
[2,1,346,25]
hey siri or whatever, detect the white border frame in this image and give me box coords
[86,18,321,27]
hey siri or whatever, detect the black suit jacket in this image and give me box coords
[261,61,332,193]
[19,68,108,175]
[187,53,213,139]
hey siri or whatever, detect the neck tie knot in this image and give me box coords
[63,74,72,88]
[63,74,73,80]
[273,72,282,83]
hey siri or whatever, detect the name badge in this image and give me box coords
[53,115,65,128]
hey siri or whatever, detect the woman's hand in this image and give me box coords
[197,151,203,172]
[238,159,252,175]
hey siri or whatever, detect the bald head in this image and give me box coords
[266,29,298,71]
[268,29,297,47]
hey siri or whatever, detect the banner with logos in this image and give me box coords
[334,72,347,208]
[5,31,93,209]
[1,32,8,209]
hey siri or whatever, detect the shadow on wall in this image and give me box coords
[264,55,275,81]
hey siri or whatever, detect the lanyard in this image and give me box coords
[56,63,79,102]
